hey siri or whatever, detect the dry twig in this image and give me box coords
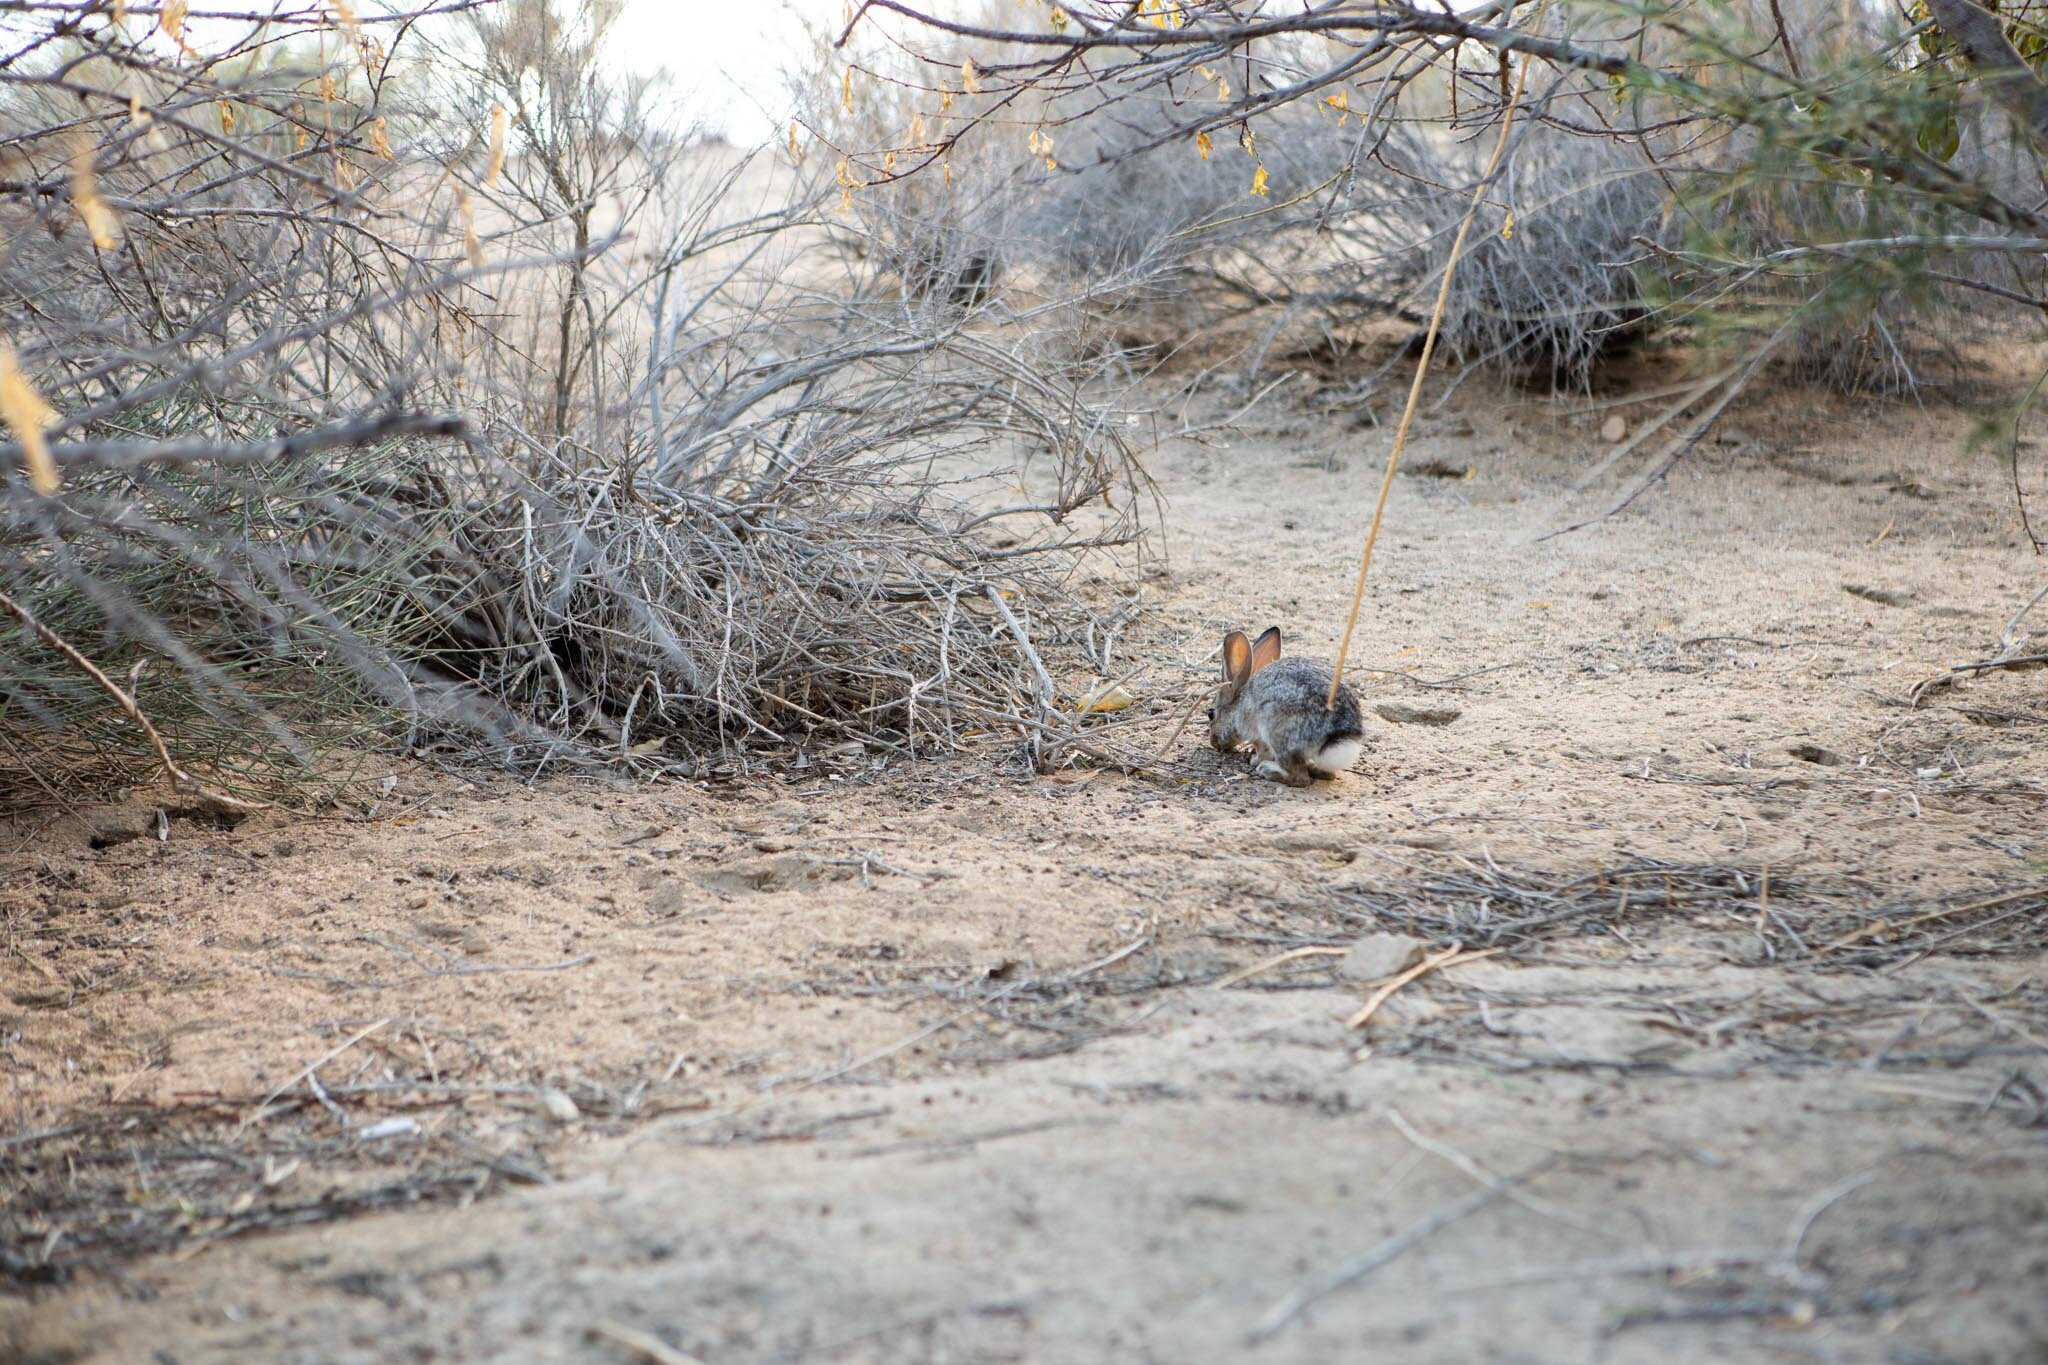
[1345,944,1503,1030]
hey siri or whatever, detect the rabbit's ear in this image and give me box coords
[1221,632,1251,693]
[1249,626,1283,676]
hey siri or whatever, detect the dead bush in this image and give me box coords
[0,1,1151,809]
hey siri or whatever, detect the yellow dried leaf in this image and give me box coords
[159,0,188,50]
[962,57,980,94]
[69,135,121,250]
[1049,5,1069,30]
[114,0,127,23]
[907,112,927,148]
[485,104,506,186]
[940,89,954,112]
[1195,129,1212,159]
[1079,682,1134,714]
[1500,211,1514,240]
[0,339,60,495]
[328,0,360,36]
[369,116,392,160]
[1250,163,1269,196]
[1217,74,1230,102]
[788,120,801,161]
[841,66,853,113]
[218,99,234,134]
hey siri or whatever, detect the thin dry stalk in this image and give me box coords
[1211,944,1349,991]
[1345,944,1502,1030]
[1328,62,1528,707]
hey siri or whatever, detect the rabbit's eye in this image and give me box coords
[1205,706,1215,722]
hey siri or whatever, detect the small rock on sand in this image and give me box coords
[1336,933,1429,982]
[1375,701,1463,727]
[1843,583,1912,608]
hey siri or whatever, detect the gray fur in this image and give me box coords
[1211,649,1365,787]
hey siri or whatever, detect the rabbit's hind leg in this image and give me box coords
[1254,750,1315,787]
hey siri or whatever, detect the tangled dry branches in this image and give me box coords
[0,1,1154,807]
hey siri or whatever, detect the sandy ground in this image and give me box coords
[5,352,2047,1362]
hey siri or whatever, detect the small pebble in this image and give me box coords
[1336,933,1428,982]
[1375,701,1463,727]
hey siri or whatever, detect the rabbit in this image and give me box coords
[1209,627,1365,786]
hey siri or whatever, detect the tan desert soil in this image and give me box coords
[5,362,2047,1363]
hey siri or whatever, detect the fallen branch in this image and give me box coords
[1950,654,2048,674]
[0,411,468,473]
[236,1018,391,1136]
[1245,1152,1555,1343]
[984,584,1060,716]
[1999,578,2048,653]
[1538,319,1792,542]
[1815,887,2044,955]
[0,588,265,811]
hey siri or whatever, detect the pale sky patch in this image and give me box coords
[607,0,851,143]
